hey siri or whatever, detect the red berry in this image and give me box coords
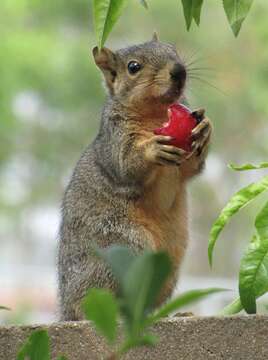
[154,103,197,152]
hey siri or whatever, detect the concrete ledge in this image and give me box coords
[1,316,268,360]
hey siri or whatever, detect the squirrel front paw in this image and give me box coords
[145,135,187,166]
[190,116,212,157]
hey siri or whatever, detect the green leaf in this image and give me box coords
[17,330,50,360]
[82,288,118,344]
[119,333,158,355]
[223,0,254,37]
[239,202,268,313]
[93,0,129,48]
[181,0,192,30]
[218,297,243,315]
[220,286,268,315]
[0,305,11,311]
[221,202,268,315]
[96,245,136,288]
[208,176,268,266]
[135,333,158,347]
[229,162,268,171]
[239,236,268,313]
[139,0,148,9]
[146,288,225,325]
[193,0,204,26]
[255,200,268,238]
[222,246,268,315]
[181,0,204,30]
[122,251,172,333]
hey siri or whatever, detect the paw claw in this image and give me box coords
[191,108,205,124]
[155,135,173,144]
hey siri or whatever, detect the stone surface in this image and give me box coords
[1,316,268,360]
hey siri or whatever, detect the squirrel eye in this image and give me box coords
[128,61,141,75]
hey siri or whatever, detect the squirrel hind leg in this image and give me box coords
[59,262,118,321]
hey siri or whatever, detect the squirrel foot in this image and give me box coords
[173,311,194,317]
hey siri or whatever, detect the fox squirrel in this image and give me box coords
[58,34,212,321]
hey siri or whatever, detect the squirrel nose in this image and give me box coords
[170,63,187,83]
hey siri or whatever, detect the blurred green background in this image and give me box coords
[1,0,268,323]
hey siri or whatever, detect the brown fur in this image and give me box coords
[57,36,212,320]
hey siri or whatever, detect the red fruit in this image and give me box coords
[154,103,197,152]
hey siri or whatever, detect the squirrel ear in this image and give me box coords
[92,46,117,71]
[92,46,117,94]
[152,31,159,42]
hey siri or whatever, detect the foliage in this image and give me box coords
[208,175,268,266]
[93,0,128,48]
[239,233,268,313]
[17,330,50,360]
[82,246,224,359]
[223,0,254,36]
[16,247,223,359]
[17,329,67,360]
[0,306,11,311]
[181,0,204,30]
[139,0,148,9]
[209,163,268,314]
[82,288,118,343]
[229,162,268,171]
[92,0,255,48]
[144,288,224,325]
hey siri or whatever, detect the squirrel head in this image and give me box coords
[93,34,187,115]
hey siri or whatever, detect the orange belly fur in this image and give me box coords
[129,165,188,271]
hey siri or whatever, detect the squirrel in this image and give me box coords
[57,33,212,321]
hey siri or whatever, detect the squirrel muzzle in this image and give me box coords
[170,62,187,89]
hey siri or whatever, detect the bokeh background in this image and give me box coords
[1,0,268,324]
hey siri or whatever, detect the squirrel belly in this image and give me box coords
[58,37,212,321]
[129,165,188,267]
[128,165,189,301]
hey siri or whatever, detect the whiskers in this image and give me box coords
[187,74,227,96]
[182,49,228,97]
